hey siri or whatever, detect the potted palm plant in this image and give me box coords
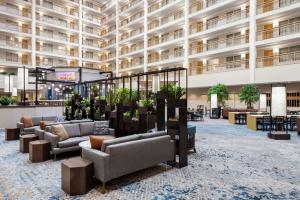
[208,84,229,118]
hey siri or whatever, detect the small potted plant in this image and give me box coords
[239,84,260,109]
[0,96,11,106]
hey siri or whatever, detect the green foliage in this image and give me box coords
[123,111,131,118]
[80,98,90,108]
[95,96,106,101]
[72,91,81,99]
[10,97,19,105]
[160,84,186,99]
[91,84,99,97]
[106,90,118,107]
[130,90,139,103]
[116,88,130,104]
[39,96,47,100]
[0,96,11,105]
[208,84,229,107]
[138,98,154,107]
[239,84,260,109]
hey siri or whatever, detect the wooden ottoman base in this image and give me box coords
[268,132,291,140]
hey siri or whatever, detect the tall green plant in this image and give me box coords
[116,88,130,104]
[0,96,11,105]
[138,98,154,107]
[106,90,117,107]
[239,84,260,109]
[208,84,229,107]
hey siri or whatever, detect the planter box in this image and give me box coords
[156,91,168,99]
[167,99,187,108]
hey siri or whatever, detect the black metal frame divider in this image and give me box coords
[79,67,188,168]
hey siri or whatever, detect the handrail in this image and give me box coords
[256,0,300,14]
[256,21,300,40]
[190,34,248,54]
[256,51,300,67]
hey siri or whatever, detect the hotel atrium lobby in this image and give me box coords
[0,0,300,199]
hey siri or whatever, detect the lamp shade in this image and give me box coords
[17,68,28,89]
[271,85,286,116]
[259,94,267,111]
[211,94,218,109]
[152,74,160,93]
[12,88,17,97]
[4,75,14,93]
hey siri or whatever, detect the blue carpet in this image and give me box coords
[0,119,299,199]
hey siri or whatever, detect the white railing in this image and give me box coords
[40,2,78,17]
[148,10,183,30]
[37,16,78,30]
[190,9,248,34]
[0,5,31,18]
[39,48,77,57]
[149,32,183,47]
[190,60,248,75]
[190,35,248,55]
[0,39,31,49]
[257,0,300,14]
[120,0,142,13]
[0,22,31,34]
[148,0,179,13]
[257,22,300,41]
[256,51,300,68]
[38,32,78,43]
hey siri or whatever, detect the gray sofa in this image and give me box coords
[81,131,175,192]
[17,116,58,135]
[44,121,114,159]
[35,119,93,139]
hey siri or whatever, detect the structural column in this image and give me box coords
[249,0,257,83]
[143,0,148,73]
[115,0,120,76]
[183,0,189,69]
[78,0,83,67]
[31,0,36,68]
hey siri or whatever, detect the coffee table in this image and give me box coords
[5,128,20,140]
[20,134,39,153]
[61,157,93,196]
[29,140,50,162]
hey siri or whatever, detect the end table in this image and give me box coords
[5,128,20,140]
[29,140,50,162]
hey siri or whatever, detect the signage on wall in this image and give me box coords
[56,72,76,81]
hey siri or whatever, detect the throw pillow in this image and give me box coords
[94,121,109,135]
[90,135,105,150]
[51,124,69,141]
[23,116,33,128]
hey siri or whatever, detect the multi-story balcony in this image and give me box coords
[0,50,31,67]
[148,0,179,14]
[148,28,183,48]
[100,25,116,37]
[37,15,78,31]
[256,51,300,68]
[148,48,184,65]
[256,0,300,15]
[120,11,144,28]
[38,46,78,57]
[83,26,101,37]
[256,21,300,41]
[82,40,100,49]
[82,1,102,12]
[120,57,144,70]
[148,10,184,31]
[0,3,31,19]
[83,52,101,62]
[120,0,143,14]
[36,58,76,67]
[189,8,248,35]
[0,21,31,34]
[0,35,31,51]
[37,1,79,18]
[120,27,144,42]
[83,14,102,25]
[189,59,249,75]
[189,34,249,55]
[120,42,144,56]
[37,30,78,44]
[100,52,116,62]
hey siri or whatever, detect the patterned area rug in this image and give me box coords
[0,118,300,200]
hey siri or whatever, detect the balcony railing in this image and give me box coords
[38,32,78,43]
[39,48,78,57]
[149,49,183,63]
[190,35,248,55]
[189,60,248,75]
[0,5,31,18]
[257,0,300,14]
[82,41,100,48]
[256,51,300,68]
[121,45,143,56]
[257,22,300,41]
[0,22,31,34]
[83,27,101,36]
[39,2,78,17]
[190,9,248,34]
[100,26,116,37]
[121,28,144,41]
[148,0,178,13]
[120,0,142,13]
[83,54,100,61]
[83,1,101,11]
[83,15,102,24]
[148,10,183,30]
[149,32,183,47]
[0,56,31,66]
[120,11,144,27]
[120,60,144,69]
[37,16,78,30]
[0,39,31,50]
